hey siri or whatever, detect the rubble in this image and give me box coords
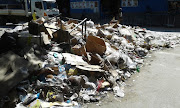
[0,16,180,108]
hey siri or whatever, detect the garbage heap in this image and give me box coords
[0,17,180,108]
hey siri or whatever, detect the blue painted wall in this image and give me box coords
[122,0,168,13]
[70,0,168,14]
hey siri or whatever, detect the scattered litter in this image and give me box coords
[113,86,125,98]
[0,16,180,108]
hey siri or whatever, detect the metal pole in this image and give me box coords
[85,20,87,40]
[82,22,84,38]
[70,18,87,33]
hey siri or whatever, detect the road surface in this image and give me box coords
[87,46,180,108]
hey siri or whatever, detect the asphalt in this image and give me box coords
[87,46,180,108]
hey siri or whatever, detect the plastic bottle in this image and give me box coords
[22,93,40,106]
[136,66,140,72]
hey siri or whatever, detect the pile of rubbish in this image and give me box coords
[0,17,180,108]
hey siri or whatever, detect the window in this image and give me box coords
[43,1,57,10]
[35,2,42,9]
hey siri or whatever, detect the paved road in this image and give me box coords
[87,46,180,108]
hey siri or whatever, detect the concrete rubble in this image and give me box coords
[0,17,180,108]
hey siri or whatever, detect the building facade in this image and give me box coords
[67,0,180,27]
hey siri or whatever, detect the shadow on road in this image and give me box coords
[143,26,180,33]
